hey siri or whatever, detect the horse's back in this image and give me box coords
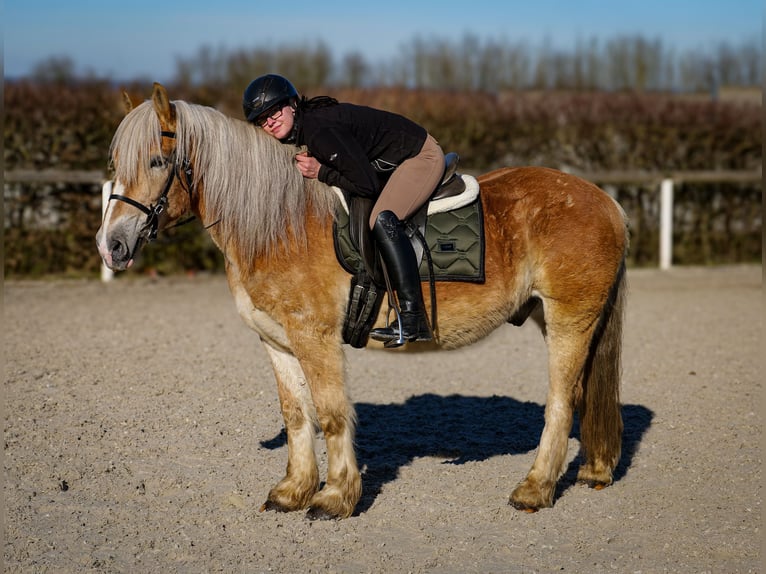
[479,165,627,257]
[480,166,616,206]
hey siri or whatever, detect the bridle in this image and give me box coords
[108,130,195,242]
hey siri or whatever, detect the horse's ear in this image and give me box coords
[121,91,133,113]
[151,82,174,127]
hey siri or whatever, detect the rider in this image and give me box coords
[242,74,444,346]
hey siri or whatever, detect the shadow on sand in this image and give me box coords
[261,393,653,514]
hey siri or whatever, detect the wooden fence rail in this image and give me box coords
[568,169,762,185]
[5,169,106,184]
[6,168,761,186]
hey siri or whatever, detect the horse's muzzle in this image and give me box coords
[95,228,139,271]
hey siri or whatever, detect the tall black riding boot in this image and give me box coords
[369,210,432,347]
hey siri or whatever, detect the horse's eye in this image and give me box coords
[150,156,167,169]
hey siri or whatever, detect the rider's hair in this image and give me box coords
[296,95,339,110]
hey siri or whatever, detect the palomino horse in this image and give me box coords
[96,83,628,519]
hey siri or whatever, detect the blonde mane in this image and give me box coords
[110,99,338,259]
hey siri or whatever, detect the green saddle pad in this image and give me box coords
[333,196,485,283]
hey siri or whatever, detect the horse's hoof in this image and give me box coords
[306,506,340,521]
[509,479,553,512]
[260,500,291,513]
[578,479,609,491]
[508,499,540,513]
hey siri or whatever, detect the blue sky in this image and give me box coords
[4,0,762,82]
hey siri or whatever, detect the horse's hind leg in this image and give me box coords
[510,263,625,510]
[509,302,596,511]
[260,344,321,513]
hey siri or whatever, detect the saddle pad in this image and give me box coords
[418,196,485,282]
[333,196,485,283]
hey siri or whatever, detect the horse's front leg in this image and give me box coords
[260,343,320,513]
[261,338,360,519]
[291,332,361,520]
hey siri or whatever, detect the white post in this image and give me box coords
[659,178,674,270]
[100,180,114,282]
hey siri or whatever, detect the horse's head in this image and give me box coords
[96,83,194,271]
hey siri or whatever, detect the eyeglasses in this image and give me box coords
[255,104,287,128]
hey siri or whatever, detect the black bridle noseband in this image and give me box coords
[108,130,194,242]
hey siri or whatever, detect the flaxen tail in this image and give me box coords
[578,256,627,485]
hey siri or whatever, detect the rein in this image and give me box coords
[109,130,196,242]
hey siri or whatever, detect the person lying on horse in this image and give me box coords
[242,73,444,346]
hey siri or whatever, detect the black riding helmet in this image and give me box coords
[242,74,299,123]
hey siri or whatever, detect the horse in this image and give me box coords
[96,83,628,520]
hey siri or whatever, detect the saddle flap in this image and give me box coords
[342,192,382,283]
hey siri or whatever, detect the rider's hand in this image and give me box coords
[295,152,320,179]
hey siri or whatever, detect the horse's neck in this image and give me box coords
[195,176,338,267]
[189,182,224,249]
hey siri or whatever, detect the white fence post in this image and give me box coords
[100,180,114,282]
[659,178,674,270]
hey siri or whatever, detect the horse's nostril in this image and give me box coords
[111,240,129,262]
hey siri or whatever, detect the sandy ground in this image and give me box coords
[3,265,762,573]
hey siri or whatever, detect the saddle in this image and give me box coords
[333,153,485,348]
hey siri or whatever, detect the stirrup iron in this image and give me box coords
[378,258,407,348]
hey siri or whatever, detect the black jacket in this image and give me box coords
[292,102,427,199]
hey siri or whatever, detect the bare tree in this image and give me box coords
[340,52,369,88]
[31,56,78,84]
[163,34,761,94]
